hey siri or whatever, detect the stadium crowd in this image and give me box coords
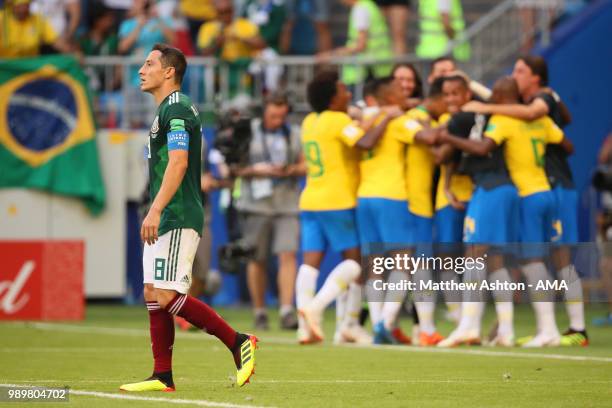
[0,0,581,125]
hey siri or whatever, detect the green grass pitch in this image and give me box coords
[1,304,611,408]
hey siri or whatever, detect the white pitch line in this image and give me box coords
[0,347,142,353]
[5,322,612,363]
[0,384,273,408]
[5,379,611,387]
[346,342,612,363]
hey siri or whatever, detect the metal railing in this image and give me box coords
[84,54,432,128]
[444,0,562,84]
[83,1,565,128]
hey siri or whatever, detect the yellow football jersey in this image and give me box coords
[435,113,473,210]
[299,111,363,211]
[485,115,564,197]
[435,166,474,210]
[389,106,436,217]
[357,114,407,200]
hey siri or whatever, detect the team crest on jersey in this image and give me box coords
[150,116,159,138]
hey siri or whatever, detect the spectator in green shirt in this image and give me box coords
[242,0,287,92]
[241,0,286,52]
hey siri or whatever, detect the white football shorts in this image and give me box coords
[143,228,200,294]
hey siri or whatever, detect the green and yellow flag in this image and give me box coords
[0,55,105,214]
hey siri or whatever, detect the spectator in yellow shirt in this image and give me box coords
[179,0,217,45]
[0,0,71,57]
[197,0,266,62]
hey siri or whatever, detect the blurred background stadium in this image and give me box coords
[0,0,612,406]
[1,0,610,308]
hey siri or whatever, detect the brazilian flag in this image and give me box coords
[0,55,105,215]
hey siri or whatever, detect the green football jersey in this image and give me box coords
[147,91,203,236]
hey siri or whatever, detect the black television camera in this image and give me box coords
[213,109,253,167]
[213,108,257,274]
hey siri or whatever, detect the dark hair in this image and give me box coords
[87,2,115,29]
[307,70,339,113]
[392,63,424,98]
[265,91,290,107]
[429,77,445,98]
[442,74,469,90]
[372,76,395,99]
[430,56,455,71]
[152,43,187,85]
[518,55,548,86]
[363,78,379,98]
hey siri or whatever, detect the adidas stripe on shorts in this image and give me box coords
[143,228,200,294]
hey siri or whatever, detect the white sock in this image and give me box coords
[559,264,585,331]
[452,263,486,334]
[440,270,461,313]
[296,264,319,310]
[343,282,363,327]
[366,278,383,326]
[463,263,487,302]
[296,264,319,338]
[414,301,436,335]
[494,302,514,337]
[335,289,348,331]
[414,269,436,334]
[522,262,559,336]
[489,268,514,337]
[456,302,485,334]
[382,270,409,330]
[309,260,361,313]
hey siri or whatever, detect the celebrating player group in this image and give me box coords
[296,55,588,350]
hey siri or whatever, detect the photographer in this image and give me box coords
[233,93,306,330]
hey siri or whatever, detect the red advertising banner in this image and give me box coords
[0,241,84,320]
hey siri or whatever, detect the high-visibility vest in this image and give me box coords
[416,0,470,61]
[342,0,393,85]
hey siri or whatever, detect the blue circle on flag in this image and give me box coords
[7,79,77,152]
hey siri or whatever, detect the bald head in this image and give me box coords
[491,76,520,104]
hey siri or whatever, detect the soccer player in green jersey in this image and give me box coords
[120,44,256,392]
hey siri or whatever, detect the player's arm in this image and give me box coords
[438,127,496,156]
[392,115,438,146]
[559,136,574,154]
[462,98,550,121]
[141,119,191,245]
[443,162,465,210]
[355,107,402,149]
[431,143,455,165]
[545,117,574,154]
[340,107,402,150]
[414,124,441,146]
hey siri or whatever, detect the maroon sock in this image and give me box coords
[147,301,174,373]
[166,294,237,350]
